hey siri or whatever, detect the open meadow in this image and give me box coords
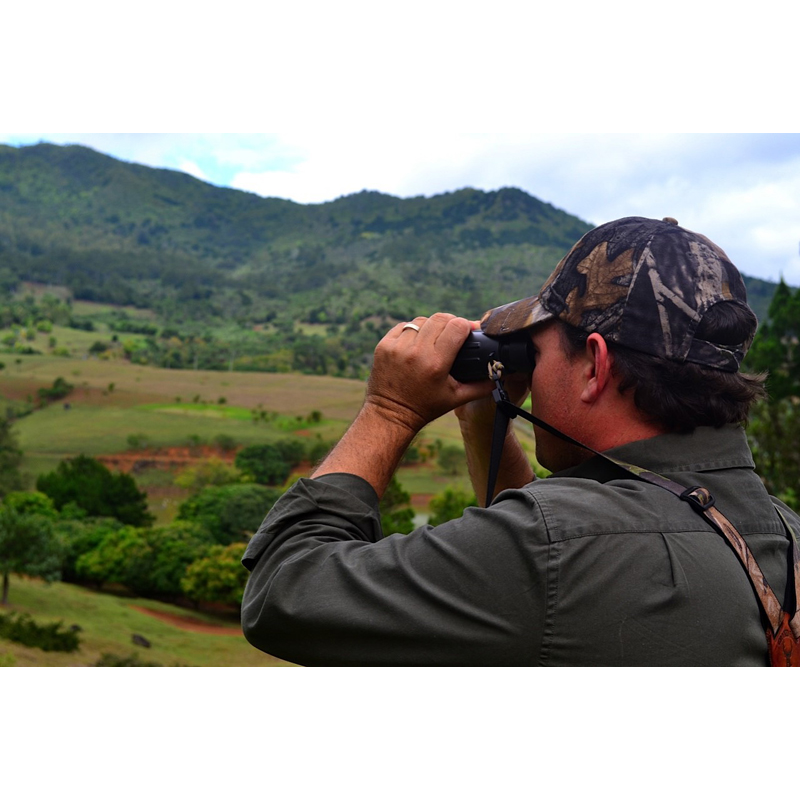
[0,576,294,667]
[1,352,521,519]
[0,345,536,668]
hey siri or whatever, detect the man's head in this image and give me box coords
[481,216,757,373]
[481,216,765,435]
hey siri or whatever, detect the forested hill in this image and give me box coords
[0,142,778,327]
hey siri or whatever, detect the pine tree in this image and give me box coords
[0,419,24,499]
[744,280,800,509]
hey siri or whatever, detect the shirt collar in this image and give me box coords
[555,425,755,480]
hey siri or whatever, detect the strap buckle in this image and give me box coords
[680,486,716,512]
[489,360,511,406]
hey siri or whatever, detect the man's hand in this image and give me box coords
[365,313,495,435]
[311,313,494,499]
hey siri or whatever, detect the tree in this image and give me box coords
[36,455,154,526]
[380,475,415,535]
[75,521,213,598]
[272,438,308,469]
[137,522,214,598]
[0,419,24,499]
[36,376,74,405]
[177,483,282,544]
[55,515,124,583]
[745,279,800,401]
[234,444,291,485]
[438,445,466,476]
[747,398,800,509]
[0,494,62,604]
[743,280,800,510]
[3,491,58,518]
[181,543,248,607]
[74,525,147,589]
[174,458,243,493]
[428,487,478,525]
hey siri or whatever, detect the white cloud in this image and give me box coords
[176,160,211,183]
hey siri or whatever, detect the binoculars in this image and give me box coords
[449,331,535,383]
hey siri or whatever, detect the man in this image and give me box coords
[241,216,798,666]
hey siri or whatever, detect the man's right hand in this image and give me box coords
[365,313,495,436]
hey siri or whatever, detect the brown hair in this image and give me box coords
[559,302,766,433]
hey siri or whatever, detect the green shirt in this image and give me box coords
[241,425,796,666]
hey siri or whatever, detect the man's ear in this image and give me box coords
[580,333,613,404]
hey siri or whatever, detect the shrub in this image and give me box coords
[438,445,466,476]
[272,438,307,468]
[181,543,248,607]
[213,433,238,453]
[306,439,333,464]
[0,612,80,652]
[127,433,150,450]
[401,444,422,465]
[94,652,162,667]
[380,475,414,535]
[428,487,478,525]
[36,376,74,404]
[174,458,243,492]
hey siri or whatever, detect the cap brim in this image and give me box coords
[480,295,554,337]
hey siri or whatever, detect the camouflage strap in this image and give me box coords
[618,467,799,641]
[775,508,800,640]
[488,377,800,662]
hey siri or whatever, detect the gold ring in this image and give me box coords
[402,323,421,332]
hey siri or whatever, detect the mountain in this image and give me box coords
[0,142,778,326]
[0,143,591,323]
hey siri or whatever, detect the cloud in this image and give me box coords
[176,160,211,183]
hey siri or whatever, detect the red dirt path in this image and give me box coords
[131,605,242,636]
[99,445,236,474]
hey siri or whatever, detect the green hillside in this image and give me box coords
[0,142,590,325]
[0,141,780,351]
[0,576,293,666]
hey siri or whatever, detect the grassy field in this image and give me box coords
[0,353,492,516]
[0,295,544,669]
[0,576,295,667]
[3,354,363,464]
[16,283,157,322]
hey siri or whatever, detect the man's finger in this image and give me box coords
[433,316,472,356]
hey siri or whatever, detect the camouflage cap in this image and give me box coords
[480,216,756,372]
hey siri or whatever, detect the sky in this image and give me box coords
[4,132,799,287]
[4,1,797,287]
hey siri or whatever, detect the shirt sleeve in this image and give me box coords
[240,473,551,666]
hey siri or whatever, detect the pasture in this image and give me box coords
[0,348,536,668]
[0,353,510,518]
[0,576,294,667]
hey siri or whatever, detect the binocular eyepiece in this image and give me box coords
[450,330,535,383]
